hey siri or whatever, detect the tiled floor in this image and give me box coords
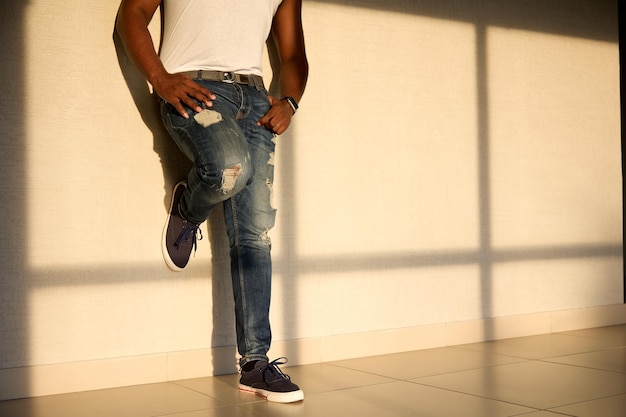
[1,325,626,417]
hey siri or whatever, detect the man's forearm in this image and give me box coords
[279,56,309,104]
[116,5,167,86]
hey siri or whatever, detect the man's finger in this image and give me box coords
[180,77,215,100]
[172,101,189,119]
[181,96,203,113]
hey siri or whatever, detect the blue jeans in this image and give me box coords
[160,80,276,367]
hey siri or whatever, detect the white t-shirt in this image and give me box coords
[160,0,283,76]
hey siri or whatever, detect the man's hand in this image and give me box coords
[257,96,295,135]
[117,0,216,119]
[153,73,216,119]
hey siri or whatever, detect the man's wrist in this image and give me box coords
[281,96,298,114]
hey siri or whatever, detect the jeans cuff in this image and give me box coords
[239,354,270,369]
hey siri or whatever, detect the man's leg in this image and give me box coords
[222,84,277,365]
[160,81,253,270]
[224,84,303,403]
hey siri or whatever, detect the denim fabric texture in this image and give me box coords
[160,80,277,366]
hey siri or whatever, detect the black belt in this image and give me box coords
[182,70,264,90]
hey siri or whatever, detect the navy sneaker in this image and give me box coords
[162,182,202,271]
[238,358,304,403]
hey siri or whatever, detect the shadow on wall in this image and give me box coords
[311,0,617,42]
[0,0,31,403]
[112,10,245,372]
[621,0,626,302]
[112,17,191,208]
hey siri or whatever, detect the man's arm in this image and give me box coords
[116,0,214,118]
[257,0,309,135]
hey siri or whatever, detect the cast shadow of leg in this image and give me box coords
[112,24,237,374]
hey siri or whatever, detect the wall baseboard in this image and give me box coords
[2,304,625,401]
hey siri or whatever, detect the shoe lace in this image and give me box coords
[263,357,292,382]
[174,221,203,253]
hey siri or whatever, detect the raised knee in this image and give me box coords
[197,161,250,195]
[221,163,245,194]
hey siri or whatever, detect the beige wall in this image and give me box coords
[0,0,623,399]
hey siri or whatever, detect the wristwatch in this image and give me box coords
[281,96,298,114]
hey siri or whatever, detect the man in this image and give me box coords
[116,0,308,403]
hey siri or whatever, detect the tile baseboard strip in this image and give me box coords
[1,303,625,401]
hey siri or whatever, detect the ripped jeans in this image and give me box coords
[160,79,276,367]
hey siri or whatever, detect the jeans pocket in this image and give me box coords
[160,100,197,130]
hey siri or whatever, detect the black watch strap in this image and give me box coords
[281,96,299,114]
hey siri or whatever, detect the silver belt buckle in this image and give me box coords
[222,72,235,83]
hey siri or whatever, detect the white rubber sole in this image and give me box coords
[238,384,304,403]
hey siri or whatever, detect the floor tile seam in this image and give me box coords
[508,409,573,417]
[155,388,256,417]
[324,357,538,381]
[552,336,626,351]
[451,343,626,361]
[408,359,626,412]
[560,325,626,338]
[545,392,626,413]
[411,377,625,415]
[415,358,546,380]
[449,345,550,361]
[557,336,626,348]
[169,380,224,401]
[449,345,538,361]
[406,357,625,390]
[449,330,626,353]
[516,411,574,417]
[398,360,533,380]
[299,379,541,410]
[149,401,263,417]
[537,357,626,375]
[321,362,407,382]
[166,380,277,410]
[542,345,626,359]
[407,363,531,380]
[404,379,541,411]
[314,379,406,397]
